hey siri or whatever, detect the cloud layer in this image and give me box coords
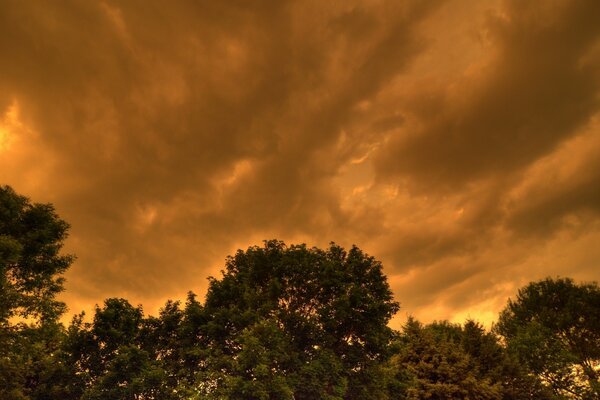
[1,0,599,327]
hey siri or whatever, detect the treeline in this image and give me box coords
[1,185,599,400]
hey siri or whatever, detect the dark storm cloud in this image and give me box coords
[1,0,598,325]
[505,129,600,236]
[375,0,600,189]
[0,0,445,313]
[367,0,600,324]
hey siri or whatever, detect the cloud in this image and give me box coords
[0,0,442,311]
[0,0,598,327]
[375,0,600,190]
[505,120,600,236]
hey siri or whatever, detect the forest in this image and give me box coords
[1,185,599,400]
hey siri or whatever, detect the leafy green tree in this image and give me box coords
[10,322,80,400]
[65,298,176,400]
[291,346,348,400]
[387,318,554,400]
[80,345,168,400]
[0,186,74,399]
[0,186,73,324]
[136,294,214,397]
[172,292,211,394]
[200,240,400,399]
[496,277,600,399]
[139,299,185,392]
[7,185,596,400]
[389,318,502,400]
[459,320,553,400]
[209,319,294,399]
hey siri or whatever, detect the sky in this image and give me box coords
[1,0,599,329]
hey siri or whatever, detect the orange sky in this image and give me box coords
[1,0,599,329]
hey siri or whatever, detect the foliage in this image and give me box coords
[0,186,73,323]
[0,186,73,399]
[386,318,555,400]
[64,299,176,400]
[1,185,599,400]
[496,277,600,399]
[200,240,400,399]
[389,318,502,399]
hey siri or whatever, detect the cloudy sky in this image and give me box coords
[1,0,599,328]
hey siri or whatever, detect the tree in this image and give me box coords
[388,318,502,400]
[208,319,295,400]
[64,298,176,400]
[496,277,600,399]
[459,320,553,400]
[200,240,400,399]
[0,186,74,400]
[0,186,73,324]
[386,318,554,400]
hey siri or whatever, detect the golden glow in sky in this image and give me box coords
[0,103,18,151]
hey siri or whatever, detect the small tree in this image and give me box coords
[65,298,176,400]
[389,318,503,400]
[386,318,555,400]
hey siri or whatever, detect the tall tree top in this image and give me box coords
[0,185,73,324]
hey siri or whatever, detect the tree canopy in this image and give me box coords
[0,185,73,324]
[1,185,598,399]
[0,186,74,400]
[496,277,600,399]
[200,240,400,399]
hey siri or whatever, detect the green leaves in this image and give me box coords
[201,240,400,399]
[0,186,74,399]
[1,187,598,400]
[386,317,557,400]
[392,319,502,400]
[65,299,178,400]
[0,186,73,324]
[496,277,600,399]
